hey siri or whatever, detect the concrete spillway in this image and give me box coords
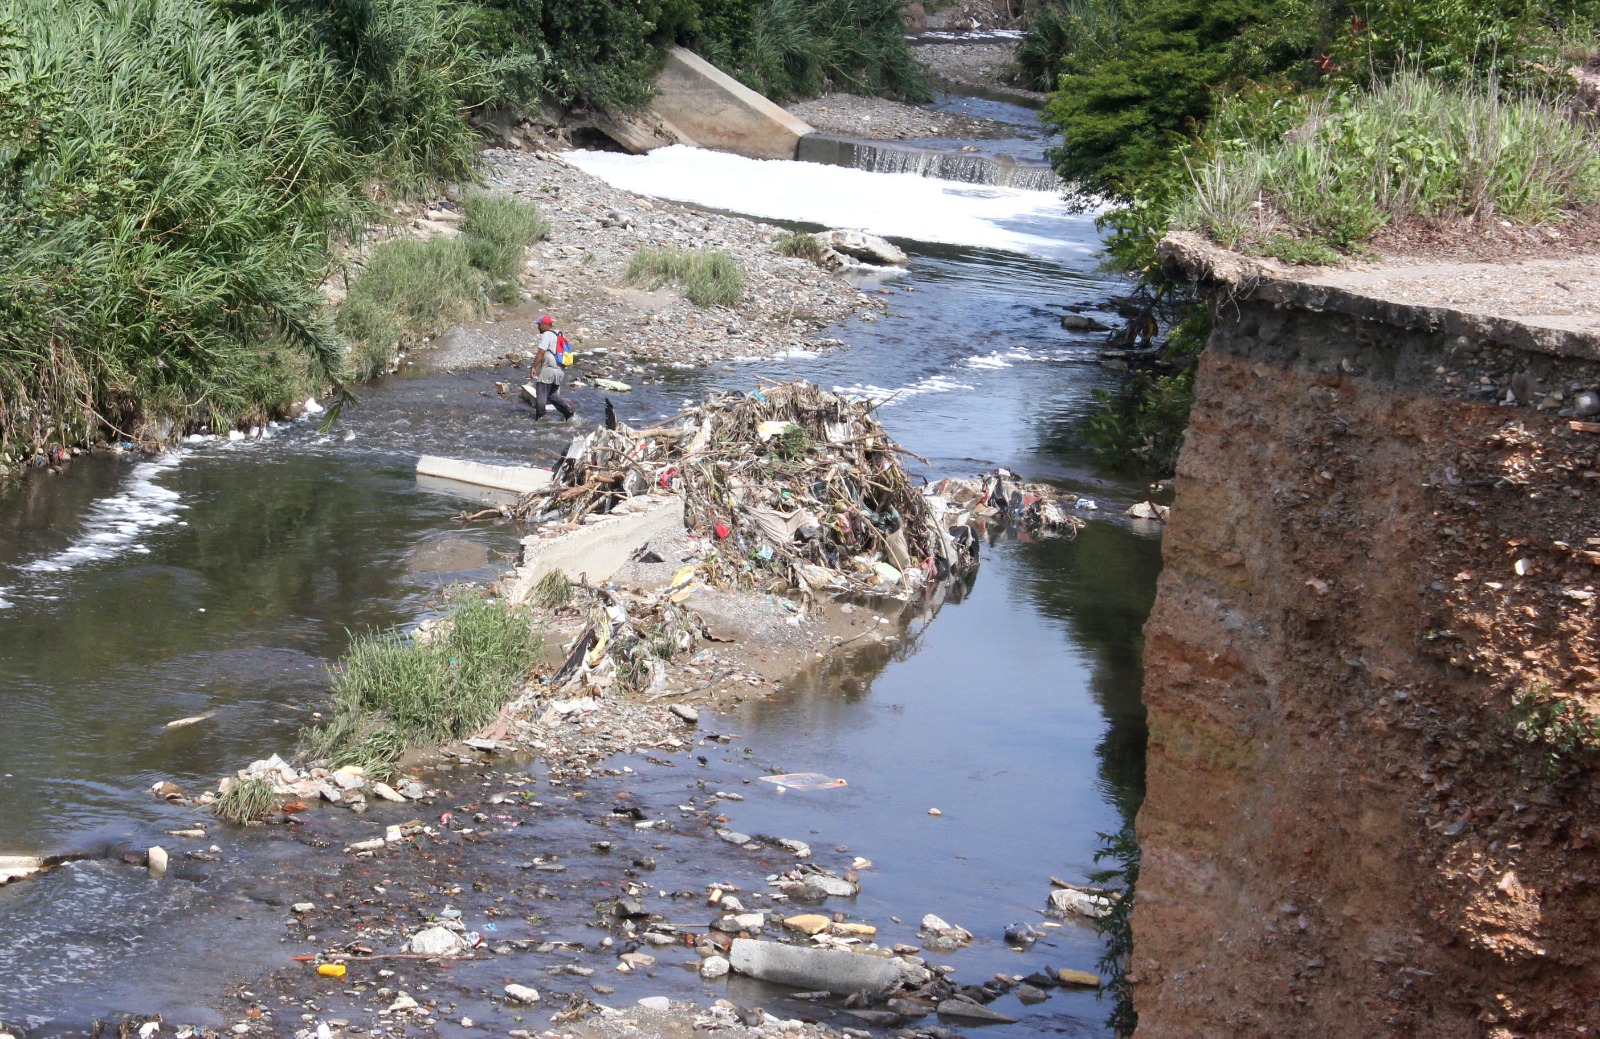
[795,133,1064,192]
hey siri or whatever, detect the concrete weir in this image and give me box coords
[598,47,814,160]
[796,133,1065,192]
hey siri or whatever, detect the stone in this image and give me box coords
[802,874,858,899]
[937,1000,1018,1024]
[717,829,753,845]
[776,838,812,858]
[731,912,765,931]
[1015,984,1050,1005]
[146,846,168,879]
[1575,389,1600,417]
[1124,501,1169,522]
[784,914,832,935]
[330,766,366,791]
[814,229,908,266]
[834,922,877,937]
[505,984,541,1004]
[620,952,657,969]
[1047,888,1111,920]
[700,955,730,979]
[728,938,902,997]
[636,996,671,1012]
[669,704,699,725]
[1056,969,1102,987]
[292,902,316,913]
[388,994,419,1013]
[1060,313,1111,332]
[407,926,468,957]
[919,914,972,946]
[370,781,407,803]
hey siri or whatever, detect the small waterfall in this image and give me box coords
[796,134,1064,193]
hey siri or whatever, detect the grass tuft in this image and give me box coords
[626,247,745,308]
[461,192,551,297]
[214,776,277,825]
[303,593,540,778]
[776,230,827,264]
[530,570,574,608]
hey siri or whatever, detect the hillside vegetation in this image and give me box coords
[1019,0,1600,477]
[0,0,920,471]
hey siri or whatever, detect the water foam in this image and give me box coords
[564,145,1098,260]
[834,372,976,406]
[21,452,186,575]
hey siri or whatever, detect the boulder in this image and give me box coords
[407,925,468,957]
[700,955,731,979]
[938,1000,1018,1024]
[813,229,908,266]
[504,984,541,1004]
[1060,313,1111,332]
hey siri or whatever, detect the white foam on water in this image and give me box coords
[0,591,12,609]
[564,145,1098,260]
[834,372,976,407]
[965,352,1014,370]
[21,452,186,575]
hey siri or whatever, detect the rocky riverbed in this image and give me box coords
[413,149,888,376]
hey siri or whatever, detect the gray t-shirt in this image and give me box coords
[534,328,563,384]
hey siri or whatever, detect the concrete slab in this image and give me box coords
[647,47,815,160]
[504,494,686,602]
[0,854,45,884]
[416,456,552,496]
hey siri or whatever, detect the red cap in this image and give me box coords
[537,314,553,325]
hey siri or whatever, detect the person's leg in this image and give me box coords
[533,381,552,419]
[553,390,575,420]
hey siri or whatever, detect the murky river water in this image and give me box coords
[0,101,1159,1037]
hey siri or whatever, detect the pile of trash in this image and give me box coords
[511,382,982,599]
[927,467,1090,538]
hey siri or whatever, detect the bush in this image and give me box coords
[303,594,540,777]
[627,246,745,307]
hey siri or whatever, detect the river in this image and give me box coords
[0,96,1159,1038]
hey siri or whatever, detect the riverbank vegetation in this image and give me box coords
[0,0,921,474]
[303,595,541,778]
[339,194,551,380]
[1022,0,1600,477]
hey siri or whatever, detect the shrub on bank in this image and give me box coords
[1174,72,1600,257]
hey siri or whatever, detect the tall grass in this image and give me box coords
[709,0,928,102]
[627,247,745,307]
[337,193,548,379]
[0,0,498,466]
[1173,72,1600,257]
[303,595,541,777]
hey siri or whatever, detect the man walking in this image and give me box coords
[530,314,576,421]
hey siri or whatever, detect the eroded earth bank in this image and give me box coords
[1132,235,1600,1038]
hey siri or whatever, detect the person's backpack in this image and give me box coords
[555,332,575,367]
